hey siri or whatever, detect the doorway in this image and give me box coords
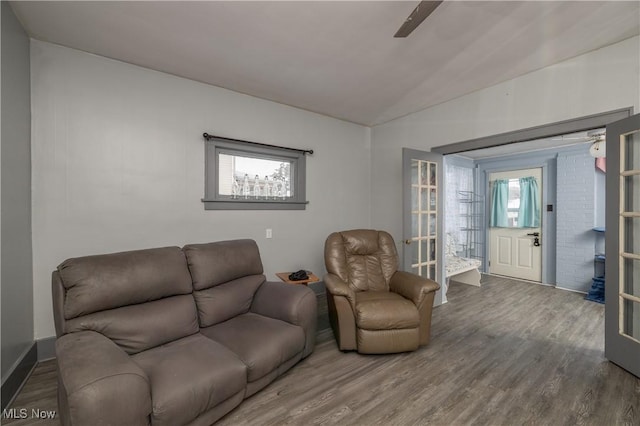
[488,168,543,282]
[442,121,614,291]
[430,108,638,379]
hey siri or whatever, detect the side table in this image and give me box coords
[275,271,320,285]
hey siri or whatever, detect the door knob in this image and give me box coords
[404,239,412,245]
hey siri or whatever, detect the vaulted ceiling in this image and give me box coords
[10,1,640,126]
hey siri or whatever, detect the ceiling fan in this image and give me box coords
[394,1,444,38]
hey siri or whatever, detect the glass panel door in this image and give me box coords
[408,159,438,279]
[605,113,640,378]
[619,129,640,344]
[403,149,444,304]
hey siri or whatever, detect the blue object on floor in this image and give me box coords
[585,277,605,304]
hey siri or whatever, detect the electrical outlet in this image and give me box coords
[266,228,272,239]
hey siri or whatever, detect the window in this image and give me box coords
[506,179,520,227]
[203,135,308,210]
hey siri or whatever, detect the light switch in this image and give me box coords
[266,228,272,239]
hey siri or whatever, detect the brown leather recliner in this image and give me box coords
[324,229,440,354]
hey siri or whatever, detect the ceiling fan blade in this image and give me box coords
[394,1,443,38]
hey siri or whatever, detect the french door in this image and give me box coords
[402,148,445,304]
[605,113,640,378]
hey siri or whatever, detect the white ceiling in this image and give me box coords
[10,1,640,126]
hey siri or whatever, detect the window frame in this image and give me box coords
[203,136,308,210]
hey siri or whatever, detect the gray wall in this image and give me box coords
[370,36,639,284]
[1,1,34,382]
[30,40,371,340]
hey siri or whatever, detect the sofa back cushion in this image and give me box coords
[183,240,265,327]
[57,246,198,354]
[324,229,398,292]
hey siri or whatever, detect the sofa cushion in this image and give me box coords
[65,295,199,355]
[183,240,264,289]
[194,275,265,327]
[184,240,266,326]
[355,291,419,330]
[201,313,305,382]
[132,334,246,426]
[58,246,192,319]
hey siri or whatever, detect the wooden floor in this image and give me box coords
[6,275,640,425]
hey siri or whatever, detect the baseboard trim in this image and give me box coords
[37,336,56,361]
[1,342,37,410]
[316,328,334,343]
[555,285,588,295]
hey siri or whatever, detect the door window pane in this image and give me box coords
[421,162,429,185]
[623,130,640,171]
[623,299,640,341]
[430,238,436,261]
[421,188,429,211]
[623,217,640,254]
[429,265,436,280]
[412,187,419,211]
[622,257,640,297]
[507,179,520,227]
[623,175,640,212]
[420,240,429,263]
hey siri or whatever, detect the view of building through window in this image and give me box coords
[507,179,520,226]
[218,153,293,199]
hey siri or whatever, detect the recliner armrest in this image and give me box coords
[56,331,151,426]
[324,273,356,309]
[390,270,440,307]
[250,281,317,357]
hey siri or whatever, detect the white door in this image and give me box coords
[402,148,445,304]
[605,113,640,378]
[488,168,542,282]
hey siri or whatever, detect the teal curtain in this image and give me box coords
[518,176,540,228]
[489,179,509,227]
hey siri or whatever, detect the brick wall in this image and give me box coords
[555,147,597,293]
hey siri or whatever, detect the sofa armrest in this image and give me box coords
[56,331,151,426]
[390,270,440,307]
[324,273,356,309]
[251,281,317,358]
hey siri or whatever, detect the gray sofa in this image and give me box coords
[52,239,317,426]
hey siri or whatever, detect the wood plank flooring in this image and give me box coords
[5,275,639,425]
